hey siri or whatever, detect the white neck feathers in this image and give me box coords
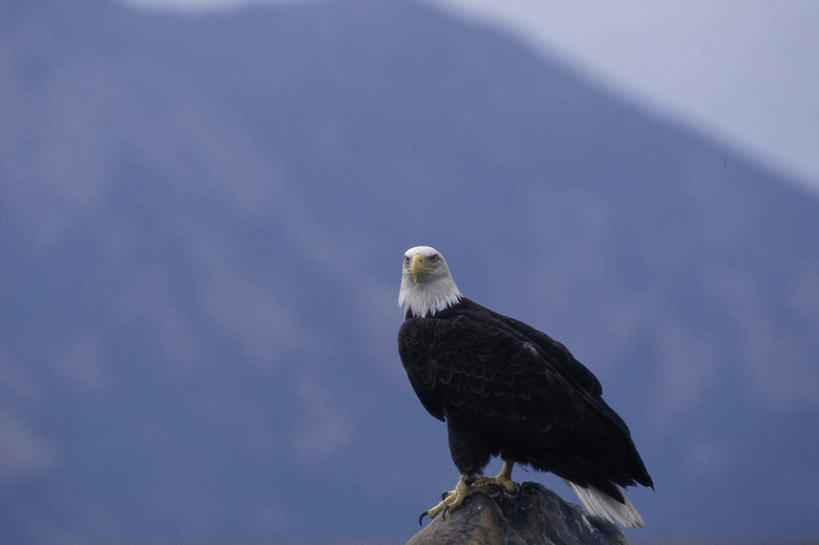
[398,274,461,318]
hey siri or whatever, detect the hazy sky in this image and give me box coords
[121,0,819,191]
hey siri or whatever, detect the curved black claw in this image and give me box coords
[418,510,428,526]
[440,505,449,521]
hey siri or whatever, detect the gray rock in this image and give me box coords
[406,482,629,545]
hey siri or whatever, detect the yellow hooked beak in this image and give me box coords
[409,254,434,284]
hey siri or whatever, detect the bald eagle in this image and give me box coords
[397,246,653,527]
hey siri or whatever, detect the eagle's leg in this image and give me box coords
[422,473,499,522]
[472,458,518,494]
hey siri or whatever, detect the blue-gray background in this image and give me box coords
[1,0,818,543]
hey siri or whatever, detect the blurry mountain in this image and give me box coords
[1,0,817,543]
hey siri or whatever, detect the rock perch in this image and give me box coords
[406,482,630,545]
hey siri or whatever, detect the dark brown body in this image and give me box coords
[398,297,653,503]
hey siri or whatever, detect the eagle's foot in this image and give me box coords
[471,474,519,495]
[472,459,518,495]
[420,474,490,524]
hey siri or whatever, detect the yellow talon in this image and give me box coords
[420,462,518,525]
[472,459,518,494]
[421,475,472,523]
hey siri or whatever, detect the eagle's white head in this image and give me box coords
[398,245,462,318]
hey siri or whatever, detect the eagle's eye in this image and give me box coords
[429,255,439,263]
[404,256,410,264]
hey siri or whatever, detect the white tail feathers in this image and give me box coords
[564,480,644,528]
